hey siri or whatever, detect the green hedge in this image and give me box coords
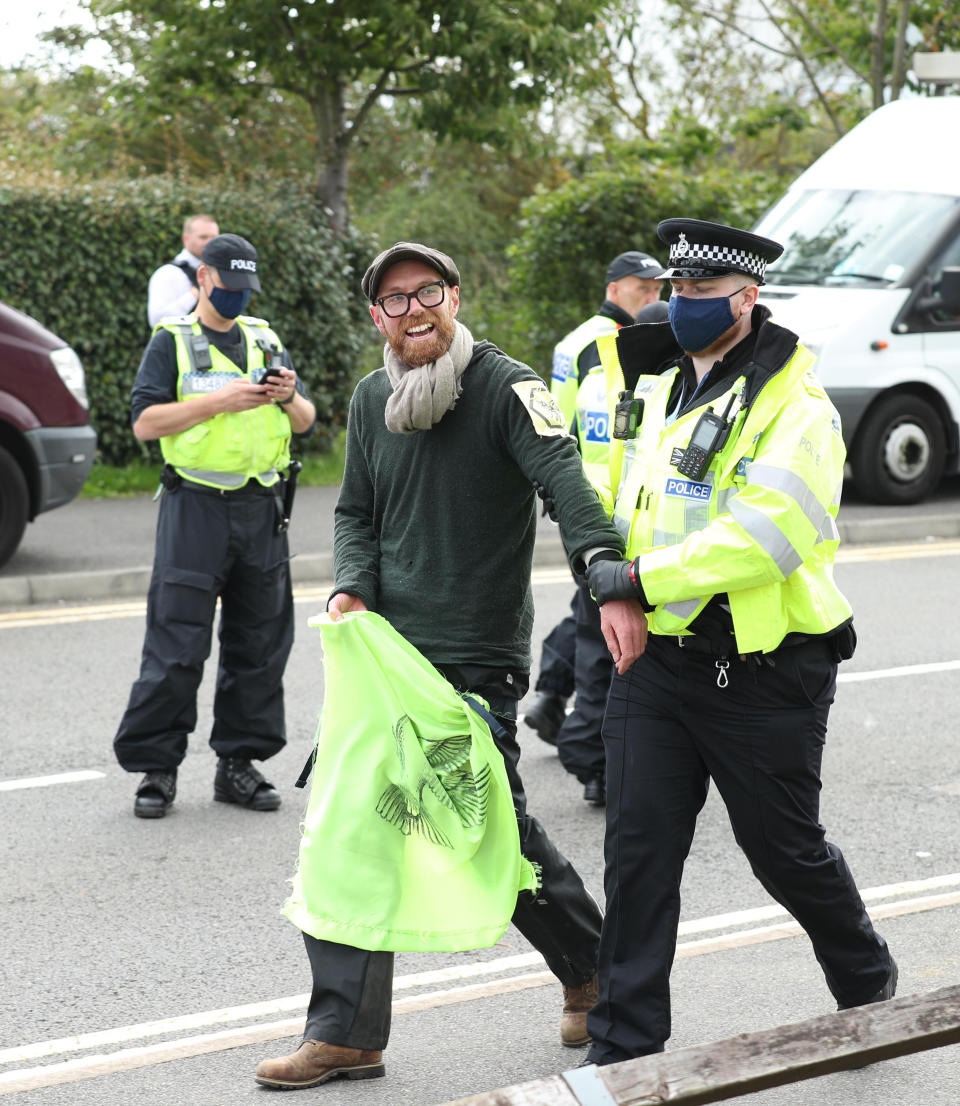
[0,177,376,464]
[505,160,782,374]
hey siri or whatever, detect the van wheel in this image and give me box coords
[0,445,30,568]
[850,394,945,505]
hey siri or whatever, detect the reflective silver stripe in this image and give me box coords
[180,468,278,488]
[744,462,828,532]
[717,485,739,513]
[816,513,840,544]
[613,512,631,539]
[831,479,843,508]
[729,499,803,576]
[663,598,701,619]
[653,528,685,546]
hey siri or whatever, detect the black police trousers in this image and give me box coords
[556,578,614,784]
[114,481,293,772]
[298,692,602,1051]
[586,633,893,1064]
[534,593,577,698]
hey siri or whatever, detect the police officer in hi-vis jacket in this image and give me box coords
[115,233,316,819]
[581,218,897,1065]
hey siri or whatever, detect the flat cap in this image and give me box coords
[361,241,461,301]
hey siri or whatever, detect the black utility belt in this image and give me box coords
[179,477,279,498]
[668,630,820,662]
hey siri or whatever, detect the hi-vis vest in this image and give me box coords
[551,314,619,430]
[574,362,622,493]
[596,334,851,654]
[158,314,291,490]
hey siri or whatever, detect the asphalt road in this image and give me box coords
[2,537,960,1104]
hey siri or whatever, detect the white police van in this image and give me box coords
[755,96,960,503]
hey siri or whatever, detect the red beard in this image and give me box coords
[387,309,456,367]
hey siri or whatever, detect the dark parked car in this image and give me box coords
[0,301,97,567]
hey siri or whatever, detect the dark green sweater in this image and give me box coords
[333,343,624,670]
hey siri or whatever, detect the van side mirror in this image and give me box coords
[913,268,960,316]
[940,268,960,315]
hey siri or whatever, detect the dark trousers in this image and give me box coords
[556,579,614,783]
[301,705,602,1050]
[534,594,578,697]
[114,483,292,772]
[586,634,893,1064]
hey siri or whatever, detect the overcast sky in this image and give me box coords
[0,2,93,68]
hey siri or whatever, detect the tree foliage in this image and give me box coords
[660,0,960,131]
[507,151,782,374]
[69,0,611,231]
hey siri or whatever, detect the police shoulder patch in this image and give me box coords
[512,380,569,437]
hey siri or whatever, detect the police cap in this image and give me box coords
[605,251,664,283]
[201,233,261,292]
[362,242,461,302]
[657,219,783,284]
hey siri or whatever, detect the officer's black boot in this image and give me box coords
[134,769,177,819]
[582,774,605,807]
[214,757,281,811]
[523,692,567,746]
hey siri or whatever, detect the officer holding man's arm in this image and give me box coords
[115,233,316,819]
[582,219,897,1065]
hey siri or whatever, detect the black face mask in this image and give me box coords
[208,286,252,319]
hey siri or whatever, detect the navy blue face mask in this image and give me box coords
[668,286,747,353]
[209,285,252,319]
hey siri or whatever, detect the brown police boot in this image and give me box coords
[561,974,598,1047]
[255,1040,385,1089]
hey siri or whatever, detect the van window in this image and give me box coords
[755,188,959,287]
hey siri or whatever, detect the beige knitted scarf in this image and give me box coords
[383,320,474,434]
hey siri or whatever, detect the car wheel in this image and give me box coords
[850,393,946,505]
[0,444,29,568]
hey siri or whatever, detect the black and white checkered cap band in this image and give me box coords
[669,238,767,280]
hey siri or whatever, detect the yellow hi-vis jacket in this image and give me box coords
[550,313,620,430]
[158,314,291,490]
[594,329,851,655]
[574,360,622,494]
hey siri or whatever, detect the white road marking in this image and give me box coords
[2,872,958,1093]
[0,770,104,792]
[4,536,960,629]
[839,660,960,683]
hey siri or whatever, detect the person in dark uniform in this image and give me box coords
[582,218,897,1064]
[525,252,663,748]
[254,241,646,1091]
[556,299,669,807]
[115,233,316,819]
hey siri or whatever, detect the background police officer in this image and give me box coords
[525,251,662,758]
[115,233,316,818]
[583,219,897,1064]
[147,213,220,328]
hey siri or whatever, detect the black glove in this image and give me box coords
[586,556,640,605]
[532,480,558,522]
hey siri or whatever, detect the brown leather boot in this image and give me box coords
[255,1040,385,1089]
[560,974,598,1047]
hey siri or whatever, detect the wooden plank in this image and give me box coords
[441,984,960,1106]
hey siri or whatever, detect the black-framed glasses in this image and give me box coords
[375,281,446,318]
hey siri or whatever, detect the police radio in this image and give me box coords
[612,391,644,440]
[675,389,742,481]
